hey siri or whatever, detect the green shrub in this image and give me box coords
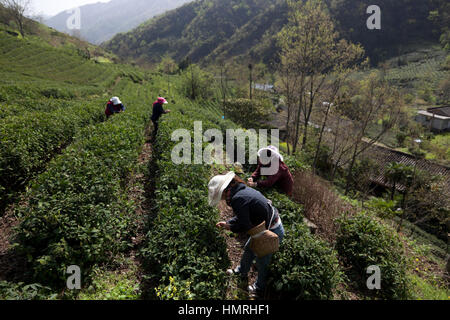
[0,89,7,102]
[403,93,415,104]
[40,87,75,99]
[417,82,437,104]
[14,81,150,287]
[443,55,450,70]
[139,102,230,300]
[0,100,104,211]
[223,98,272,129]
[0,281,57,300]
[0,85,39,100]
[179,64,214,100]
[366,197,399,219]
[336,212,409,299]
[262,190,304,225]
[261,190,343,300]
[268,222,343,300]
[283,154,310,174]
[396,131,407,147]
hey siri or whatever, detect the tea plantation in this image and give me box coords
[0,28,446,301]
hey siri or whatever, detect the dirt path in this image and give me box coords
[218,201,258,299]
[121,125,155,291]
[0,200,26,282]
[129,125,154,245]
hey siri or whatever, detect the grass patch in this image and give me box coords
[77,265,141,300]
[407,273,449,300]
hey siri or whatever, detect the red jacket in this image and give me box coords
[105,101,125,116]
[251,160,294,196]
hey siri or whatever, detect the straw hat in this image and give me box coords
[257,146,284,165]
[111,97,122,105]
[208,172,235,207]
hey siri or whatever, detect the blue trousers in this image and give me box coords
[236,222,285,291]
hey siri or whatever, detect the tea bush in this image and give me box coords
[264,190,343,300]
[0,100,105,211]
[0,281,57,300]
[40,87,75,99]
[14,80,151,287]
[268,222,343,300]
[335,212,409,299]
[140,99,230,300]
[223,98,273,129]
[262,190,304,226]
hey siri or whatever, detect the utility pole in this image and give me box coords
[248,63,253,100]
[399,139,422,232]
[220,64,227,117]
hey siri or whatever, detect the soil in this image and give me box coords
[123,126,155,293]
[0,200,27,282]
[217,201,258,299]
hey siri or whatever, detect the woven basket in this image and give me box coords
[248,222,279,258]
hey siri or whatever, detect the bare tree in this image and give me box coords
[322,72,402,194]
[277,0,364,154]
[277,55,300,155]
[341,73,402,195]
[1,0,30,37]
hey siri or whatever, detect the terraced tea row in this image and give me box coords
[0,34,117,87]
[141,95,233,299]
[13,79,152,287]
[0,97,106,212]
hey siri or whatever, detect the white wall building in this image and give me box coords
[415,106,450,132]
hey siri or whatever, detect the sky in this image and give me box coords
[30,0,111,17]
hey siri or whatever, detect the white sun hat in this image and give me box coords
[208,171,236,207]
[257,145,284,165]
[111,97,122,105]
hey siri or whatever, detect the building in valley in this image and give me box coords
[415,106,450,132]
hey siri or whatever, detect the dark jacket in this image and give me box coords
[251,160,294,196]
[105,101,125,116]
[151,102,165,122]
[227,183,279,234]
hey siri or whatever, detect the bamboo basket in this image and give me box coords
[248,222,279,258]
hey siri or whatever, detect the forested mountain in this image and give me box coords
[105,0,281,65]
[45,0,193,44]
[329,0,445,63]
[105,0,448,66]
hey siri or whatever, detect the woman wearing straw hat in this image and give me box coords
[209,172,285,299]
[248,146,294,196]
[105,96,126,119]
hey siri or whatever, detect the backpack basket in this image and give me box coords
[247,205,279,258]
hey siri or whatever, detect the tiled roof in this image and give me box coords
[364,144,450,191]
[427,106,450,117]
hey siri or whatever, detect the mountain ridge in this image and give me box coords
[104,0,445,67]
[45,0,193,44]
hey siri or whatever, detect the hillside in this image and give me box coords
[105,0,279,65]
[0,14,155,299]
[105,0,446,66]
[45,0,193,44]
[0,3,117,62]
[0,2,448,303]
